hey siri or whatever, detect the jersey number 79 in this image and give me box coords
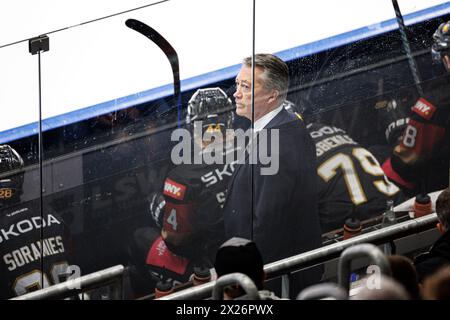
[318,147,399,205]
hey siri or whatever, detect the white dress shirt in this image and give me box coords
[253,105,283,132]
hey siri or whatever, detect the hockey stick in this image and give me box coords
[391,1,430,195]
[125,18,182,124]
[391,0,424,97]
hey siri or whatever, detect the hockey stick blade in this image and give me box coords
[125,18,181,121]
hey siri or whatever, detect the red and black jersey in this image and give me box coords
[160,147,237,262]
[128,143,238,296]
[0,200,72,299]
[128,227,195,292]
[383,79,450,193]
[307,123,403,232]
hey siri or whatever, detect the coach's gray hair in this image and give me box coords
[436,188,450,230]
[243,53,289,102]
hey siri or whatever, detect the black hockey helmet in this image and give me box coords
[431,21,450,63]
[0,145,24,203]
[186,87,234,136]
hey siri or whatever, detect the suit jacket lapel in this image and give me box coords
[264,107,289,129]
[224,131,256,204]
[224,110,290,204]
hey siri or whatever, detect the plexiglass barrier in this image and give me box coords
[3,0,253,300]
[0,0,449,300]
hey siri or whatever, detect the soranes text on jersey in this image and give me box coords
[310,125,358,157]
[1,213,66,271]
[3,236,65,272]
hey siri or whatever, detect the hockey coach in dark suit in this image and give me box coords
[223,54,322,275]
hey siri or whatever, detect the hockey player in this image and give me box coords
[382,21,450,195]
[306,122,403,232]
[0,145,73,299]
[128,88,237,296]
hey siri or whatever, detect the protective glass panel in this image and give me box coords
[3,0,447,301]
[0,42,42,299]
[253,0,450,298]
[37,0,253,299]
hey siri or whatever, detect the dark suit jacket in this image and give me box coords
[414,229,450,282]
[223,108,322,264]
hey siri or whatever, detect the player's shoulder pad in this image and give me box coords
[412,98,437,121]
[163,177,187,201]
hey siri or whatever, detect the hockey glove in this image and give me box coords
[148,192,166,228]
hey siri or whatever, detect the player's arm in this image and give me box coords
[148,191,166,229]
[128,226,192,296]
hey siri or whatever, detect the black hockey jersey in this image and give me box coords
[128,143,237,296]
[307,123,403,232]
[160,142,238,263]
[0,200,72,299]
